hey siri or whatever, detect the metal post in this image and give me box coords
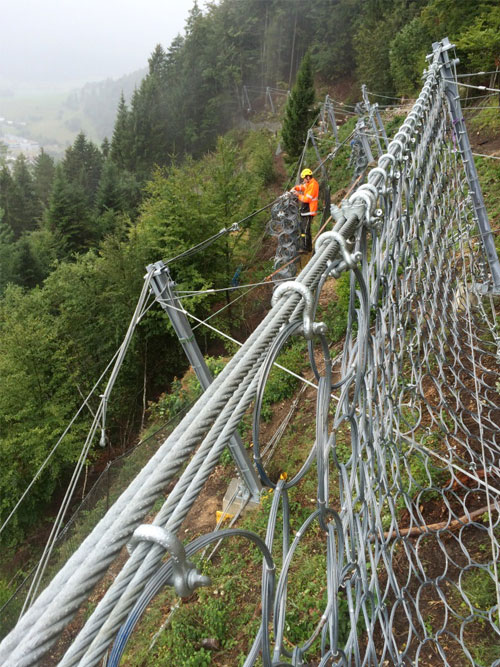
[361,84,370,112]
[362,84,383,156]
[148,261,262,501]
[307,129,327,181]
[436,37,500,291]
[242,85,251,113]
[266,87,275,114]
[325,95,339,145]
[374,103,389,150]
[356,118,374,164]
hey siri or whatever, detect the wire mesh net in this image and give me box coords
[1,42,499,667]
[316,66,500,664]
[110,49,500,665]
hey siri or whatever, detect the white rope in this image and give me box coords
[156,298,319,391]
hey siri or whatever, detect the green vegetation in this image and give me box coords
[0,0,499,660]
[282,52,316,161]
[0,129,276,547]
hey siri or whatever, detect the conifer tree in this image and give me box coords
[129,44,170,176]
[101,137,110,158]
[62,133,103,208]
[33,149,55,208]
[46,165,92,254]
[111,93,134,170]
[281,51,316,160]
[0,156,41,238]
[11,155,41,234]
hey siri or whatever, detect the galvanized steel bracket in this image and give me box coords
[129,525,211,598]
[271,281,327,340]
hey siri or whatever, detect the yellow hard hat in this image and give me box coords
[300,168,313,178]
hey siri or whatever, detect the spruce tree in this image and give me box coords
[281,51,316,160]
[33,149,55,208]
[62,133,103,208]
[46,165,92,255]
[111,92,134,171]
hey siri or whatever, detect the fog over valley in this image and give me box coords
[0,0,195,156]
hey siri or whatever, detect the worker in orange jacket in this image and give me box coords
[291,168,319,252]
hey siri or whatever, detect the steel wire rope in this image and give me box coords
[58,218,364,666]
[0,357,199,628]
[5,40,500,666]
[472,152,500,160]
[0,64,360,667]
[52,251,341,665]
[156,297,319,391]
[9,268,158,615]
[0,282,302,664]
[74,314,314,664]
[176,277,289,296]
[446,80,500,94]
[365,90,417,102]
[0,348,120,538]
[456,69,500,78]
[108,528,276,667]
[81,368,268,666]
[19,270,156,615]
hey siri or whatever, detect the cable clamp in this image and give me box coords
[349,183,378,226]
[317,231,362,278]
[228,222,240,232]
[129,525,211,597]
[271,281,326,340]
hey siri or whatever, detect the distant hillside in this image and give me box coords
[0,69,145,157]
[64,68,146,140]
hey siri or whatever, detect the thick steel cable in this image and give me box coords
[2,41,500,667]
[0,216,356,666]
[63,221,363,666]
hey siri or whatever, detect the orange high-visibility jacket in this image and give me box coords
[293,177,319,215]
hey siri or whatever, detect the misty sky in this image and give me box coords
[1,0,198,89]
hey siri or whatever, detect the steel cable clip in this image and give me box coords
[316,231,362,279]
[271,281,326,340]
[128,525,211,597]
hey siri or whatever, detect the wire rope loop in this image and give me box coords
[390,137,406,159]
[110,529,276,667]
[378,151,396,175]
[316,376,333,532]
[349,189,377,227]
[367,166,388,191]
[315,231,353,267]
[308,326,332,385]
[272,508,344,660]
[252,321,320,489]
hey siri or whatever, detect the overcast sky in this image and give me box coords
[0,0,198,90]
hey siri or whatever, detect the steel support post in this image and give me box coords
[362,85,383,156]
[242,85,251,112]
[325,95,339,145]
[436,37,500,291]
[266,87,275,114]
[147,260,262,501]
[307,129,327,181]
[374,103,389,150]
[356,118,374,164]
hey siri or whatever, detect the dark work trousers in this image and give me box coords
[300,203,313,252]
